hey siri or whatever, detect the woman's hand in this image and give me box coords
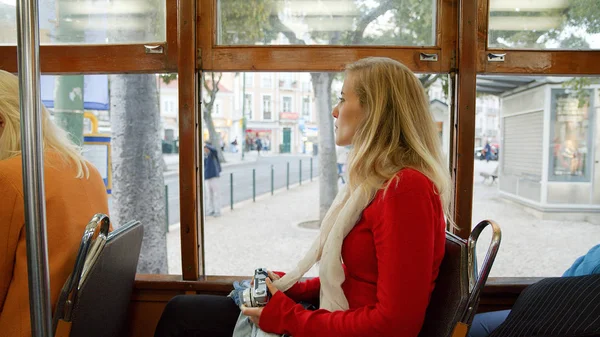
[267,270,281,281]
[241,277,279,325]
[251,270,280,286]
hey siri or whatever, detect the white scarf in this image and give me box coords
[273,184,376,311]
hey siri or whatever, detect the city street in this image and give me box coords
[163,153,320,225]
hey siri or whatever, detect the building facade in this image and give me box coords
[498,79,600,221]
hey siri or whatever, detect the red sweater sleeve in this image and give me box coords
[272,271,320,302]
[260,189,439,337]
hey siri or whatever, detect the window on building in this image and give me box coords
[263,95,272,120]
[302,97,310,117]
[244,94,253,120]
[244,73,254,87]
[280,74,294,89]
[261,73,273,88]
[282,96,292,112]
[302,80,311,92]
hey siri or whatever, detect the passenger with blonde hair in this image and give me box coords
[154,57,453,337]
[0,70,108,337]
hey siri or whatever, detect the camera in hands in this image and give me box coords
[242,268,270,307]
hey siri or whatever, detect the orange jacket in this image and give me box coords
[0,151,108,337]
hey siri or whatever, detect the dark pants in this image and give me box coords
[154,295,240,337]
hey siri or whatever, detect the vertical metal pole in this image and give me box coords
[299,159,302,185]
[286,162,290,190]
[230,173,234,210]
[252,168,256,202]
[310,157,313,181]
[271,165,274,195]
[165,185,169,232]
[16,0,52,334]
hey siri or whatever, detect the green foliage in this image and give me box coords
[562,77,599,107]
[219,0,276,44]
[567,0,600,34]
[160,74,177,85]
[489,0,599,49]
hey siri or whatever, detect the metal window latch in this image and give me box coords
[420,53,438,62]
[487,53,506,62]
[144,45,164,54]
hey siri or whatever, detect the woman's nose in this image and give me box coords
[331,105,339,118]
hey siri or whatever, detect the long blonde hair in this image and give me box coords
[0,70,89,178]
[344,57,454,224]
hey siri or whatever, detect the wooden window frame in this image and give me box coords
[477,0,600,75]
[188,0,462,281]
[2,0,586,292]
[197,0,457,73]
[0,0,178,74]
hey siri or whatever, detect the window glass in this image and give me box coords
[488,0,600,49]
[473,75,600,277]
[0,0,166,45]
[195,72,451,275]
[217,0,436,46]
[44,73,179,274]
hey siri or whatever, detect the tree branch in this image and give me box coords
[269,14,306,45]
[202,72,223,110]
[420,74,440,90]
[351,0,396,44]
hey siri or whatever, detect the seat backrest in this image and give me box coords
[419,220,502,337]
[54,217,144,337]
[418,232,469,337]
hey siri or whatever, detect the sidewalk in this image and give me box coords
[166,161,600,278]
[167,180,321,276]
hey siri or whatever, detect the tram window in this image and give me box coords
[43,73,181,274]
[216,0,437,46]
[198,71,450,276]
[0,0,166,45]
[488,0,600,50]
[472,75,600,277]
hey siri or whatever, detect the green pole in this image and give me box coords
[271,165,274,195]
[54,0,85,146]
[299,159,302,185]
[230,173,234,210]
[165,185,169,232]
[252,168,256,202]
[310,157,313,181]
[54,75,85,146]
[286,162,289,190]
[241,73,246,161]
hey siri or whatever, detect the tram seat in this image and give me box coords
[418,220,501,337]
[52,213,144,337]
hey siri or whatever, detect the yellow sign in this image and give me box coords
[83,112,112,194]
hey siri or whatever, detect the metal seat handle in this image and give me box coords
[53,213,110,332]
[463,219,502,323]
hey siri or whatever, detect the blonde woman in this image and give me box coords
[0,70,108,337]
[154,57,453,337]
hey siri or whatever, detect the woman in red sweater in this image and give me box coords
[154,57,453,337]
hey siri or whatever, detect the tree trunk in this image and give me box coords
[109,74,168,274]
[203,105,226,162]
[311,72,338,221]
